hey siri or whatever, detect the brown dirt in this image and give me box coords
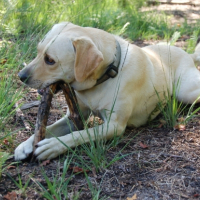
[1,89,200,200]
[141,0,200,25]
[1,3,200,200]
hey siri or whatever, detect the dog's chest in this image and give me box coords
[76,87,116,111]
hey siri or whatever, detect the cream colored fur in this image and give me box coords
[191,41,200,66]
[15,22,200,160]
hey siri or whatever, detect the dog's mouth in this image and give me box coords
[37,82,63,95]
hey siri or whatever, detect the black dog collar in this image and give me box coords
[95,40,121,86]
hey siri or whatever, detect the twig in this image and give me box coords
[20,101,40,110]
[31,84,57,162]
[31,82,84,162]
[15,102,31,130]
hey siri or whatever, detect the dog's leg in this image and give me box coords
[46,116,77,138]
[14,135,35,160]
[34,114,126,160]
[176,67,200,104]
[191,53,200,66]
[14,118,77,160]
[190,38,200,65]
[15,101,90,161]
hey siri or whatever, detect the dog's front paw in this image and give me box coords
[14,135,34,160]
[34,138,66,160]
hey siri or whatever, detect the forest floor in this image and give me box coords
[1,1,200,200]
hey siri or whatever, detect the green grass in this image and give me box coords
[184,95,200,125]
[0,152,10,179]
[7,168,31,195]
[155,79,185,128]
[1,0,200,41]
[36,157,76,199]
[34,155,106,199]
[155,78,200,129]
[186,29,200,54]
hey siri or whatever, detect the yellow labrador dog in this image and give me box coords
[15,22,200,160]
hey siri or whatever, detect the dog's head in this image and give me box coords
[18,22,114,90]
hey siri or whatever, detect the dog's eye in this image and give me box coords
[44,55,55,65]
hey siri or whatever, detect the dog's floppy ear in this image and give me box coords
[72,37,104,82]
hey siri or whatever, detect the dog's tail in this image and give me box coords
[191,37,200,65]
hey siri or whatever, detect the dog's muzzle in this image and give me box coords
[18,72,29,83]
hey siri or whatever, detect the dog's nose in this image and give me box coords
[18,72,29,83]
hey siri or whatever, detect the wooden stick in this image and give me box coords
[31,82,84,161]
[20,101,40,110]
[31,84,57,161]
[59,83,84,131]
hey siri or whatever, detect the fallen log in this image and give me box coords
[31,82,84,161]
